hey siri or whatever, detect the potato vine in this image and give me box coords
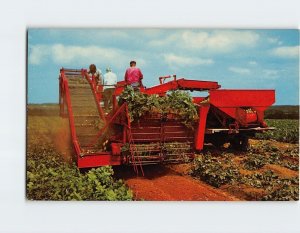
[119,86,198,129]
[27,145,133,201]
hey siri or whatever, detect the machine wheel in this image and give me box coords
[240,136,249,151]
[212,140,225,148]
[211,134,227,149]
[229,135,249,151]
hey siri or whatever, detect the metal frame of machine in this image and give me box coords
[59,68,275,170]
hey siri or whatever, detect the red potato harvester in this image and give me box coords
[59,68,275,173]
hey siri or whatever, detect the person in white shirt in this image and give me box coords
[103,67,117,111]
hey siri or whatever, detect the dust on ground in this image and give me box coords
[27,105,74,162]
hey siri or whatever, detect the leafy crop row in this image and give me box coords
[242,171,299,201]
[27,145,133,201]
[245,142,299,171]
[256,119,299,143]
[191,153,239,188]
[191,142,299,200]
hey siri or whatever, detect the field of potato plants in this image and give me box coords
[26,107,133,201]
[255,119,299,143]
[191,119,299,201]
[26,104,299,201]
[27,145,133,200]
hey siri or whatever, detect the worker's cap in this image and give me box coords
[130,60,136,65]
[106,67,112,72]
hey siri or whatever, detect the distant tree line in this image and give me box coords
[27,104,299,119]
[27,104,59,116]
[265,106,299,119]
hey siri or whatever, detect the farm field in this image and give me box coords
[255,119,299,143]
[26,104,299,201]
[27,105,133,201]
[190,140,298,200]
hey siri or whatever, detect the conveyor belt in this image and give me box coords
[66,75,103,152]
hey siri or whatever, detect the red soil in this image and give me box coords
[114,165,239,201]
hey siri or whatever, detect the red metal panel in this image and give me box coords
[111,143,123,156]
[177,79,220,90]
[78,154,122,168]
[62,77,81,157]
[195,105,210,150]
[236,108,258,124]
[216,106,268,126]
[144,78,220,95]
[144,80,179,95]
[209,89,275,107]
[114,78,220,96]
[216,107,236,120]
[193,97,206,104]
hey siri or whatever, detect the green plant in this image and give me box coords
[277,160,299,171]
[26,145,133,201]
[246,142,299,171]
[241,171,299,201]
[243,153,268,170]
[255,119,299,144]
[191,153,240,188]
[190,146,299,200]
[241,170,280,189]
[166,90,199,128]
[261,178,299,201]
[286,148,300,158]
[119,86,198,129]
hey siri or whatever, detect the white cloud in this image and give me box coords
[149,30,260,53]
[262,69,279,79]
[149,34,178,47]
[228,66,250,75]
[28,45,49,65]
[248,61,257,66]
[272,45,299,58]
[267,37,282,45]
[28,44,145,68]
[163,53,214,67]
[51,44,125,65]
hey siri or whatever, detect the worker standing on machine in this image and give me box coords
[88,64,103,99]
[124,60,143,90]
[88,64,102,85]
[103,67,117,111]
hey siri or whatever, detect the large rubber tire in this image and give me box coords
[211,134,227,149]
[212,139,225,148]
[229,135,249,151]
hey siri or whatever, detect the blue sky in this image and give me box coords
[27,29,299,105]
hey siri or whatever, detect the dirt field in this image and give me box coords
[114,165,238,201]
[27,104,299,201]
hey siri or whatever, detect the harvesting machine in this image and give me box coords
[59,68,275,172]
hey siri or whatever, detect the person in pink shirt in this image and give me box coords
[124,60,143,89]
